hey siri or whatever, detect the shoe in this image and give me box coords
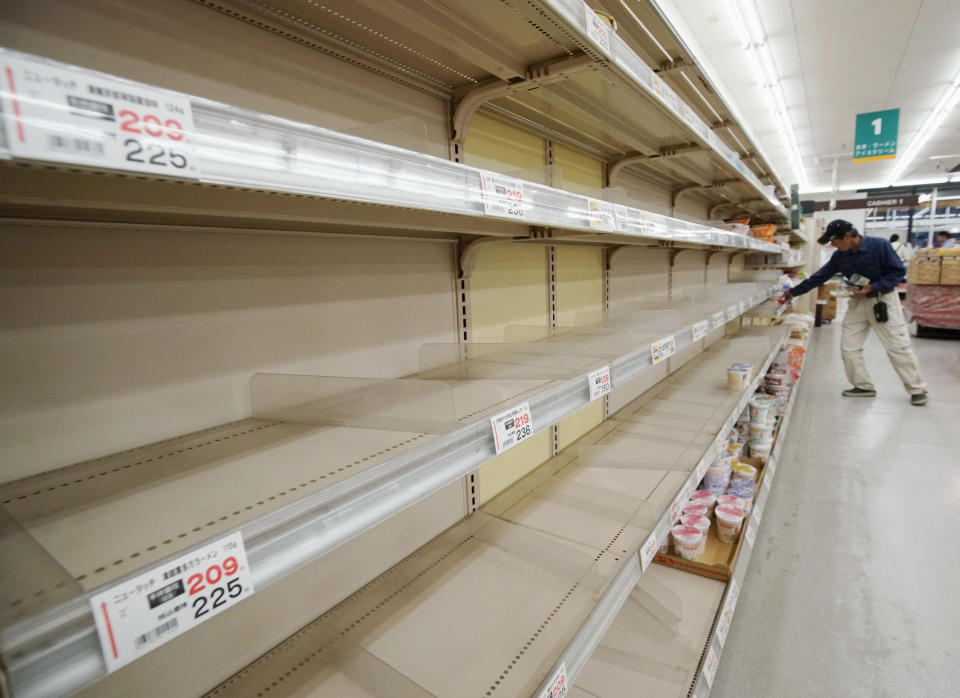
[842,387,877,397]
[911,393,928,406]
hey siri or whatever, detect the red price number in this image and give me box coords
[119,109,190,170]
[186,556,243,619]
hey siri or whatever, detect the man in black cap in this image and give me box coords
[782,219,927,405]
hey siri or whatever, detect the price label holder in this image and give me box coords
[490,402,533,455]
[768,456,778,476]
[696,457,710,483]
[745,517,758,549]
[587,365,612,402]
[716,579,740,647]
[726,304,738,320]
[639,532,658,572]
[586,198,614,230]
[763,472,773,494]
[480,173,526,219]
[692,320,709,342]
[712,311,725,329]
[753,498,764,524]
[539,662,569,698]
[1,52,199,179]
[650,335,677,365]
[739,300,747,315]
[703,645,720,687]
[584,7,612,56]
[89,531,254,672]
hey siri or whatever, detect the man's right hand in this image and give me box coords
[780,289,794,304]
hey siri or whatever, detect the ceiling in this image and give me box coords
[654,0,960,193]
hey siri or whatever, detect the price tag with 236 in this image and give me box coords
[490,402,533,455]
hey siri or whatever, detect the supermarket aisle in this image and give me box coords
[711,322,960,698]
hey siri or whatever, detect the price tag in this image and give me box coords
[490,402,533,455]
[587,198,613,230]
[768,456,777,475]
[89,531,254,673]
[703,645,720,687]
[539,663,569,698]
[753,498,764,524]
[716,602,733,646]
[651,335,677,364]
[696,457,710,482]
[712,311,725,329]
[745,517,758,548]
[587,365,612,402]
[584,6,612,56]
[480,173,526,219]
[726,304,738,320]
[639,532,658,572]
[763,473,772,494]
[1,53,198,179]
[692,320,709,341]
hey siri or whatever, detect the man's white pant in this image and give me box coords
[841,293,926,394]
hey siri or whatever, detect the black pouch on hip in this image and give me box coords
[874,300,888,323]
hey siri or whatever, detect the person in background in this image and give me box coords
[781,219,927,406]
[889,233,909,263]
[935,231,956,248]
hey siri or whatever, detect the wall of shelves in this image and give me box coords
[0,2,802,697]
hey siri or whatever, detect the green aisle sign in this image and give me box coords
[854,109,899,162]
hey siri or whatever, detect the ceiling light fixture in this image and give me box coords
[722,0,810,191]
[884,66,960,185]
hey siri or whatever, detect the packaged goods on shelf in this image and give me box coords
[715,505,746,543]
[727,364,751,390]
[689,490,717,515]
[749,224,777,241]
[908,253,942,284]
[720,222,750,236]
[905,283,960,329]
[941,256,960,285]
[682,514,711,534]
[748,394,777,423]
[672,525,707,560]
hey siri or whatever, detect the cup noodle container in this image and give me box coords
[702,460,732,495]
[731,462,757,482]
[681,514,711,534]
[715,504,746,544]
[749,423,775,442]
[688,489,717,515]
[682,502,709,519]
[749,395,777,424]
[750,439,773,458]
[727,366,750,391]
[764,371,790,389]
[716,494,748,514]
[671,524,706,560]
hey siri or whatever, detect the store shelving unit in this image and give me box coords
[184,0,788,219]
[571,329,809,697]
[0,3,801,696]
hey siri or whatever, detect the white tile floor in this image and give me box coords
[711,319,960,698]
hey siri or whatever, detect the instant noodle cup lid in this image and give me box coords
[689,490,716,505]
[750,394,776,406]
[671,525,703,544]
[716,494,740,507]
[732,463,757,478]
[681,514,710,531]
[715,504,745,522]
[682,502,709,517]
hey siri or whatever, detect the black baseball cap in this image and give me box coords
[818,219,856,244]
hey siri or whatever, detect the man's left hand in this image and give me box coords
[852,283,872,298]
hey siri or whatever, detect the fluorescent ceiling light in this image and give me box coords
[884,66,960,185]
[722,0,809,191]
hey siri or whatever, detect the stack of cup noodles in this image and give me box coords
[715,504,746,543]
[724,480,757,512]
[671,524,706,560]
[727,362,752,391]
[748,394,777,458]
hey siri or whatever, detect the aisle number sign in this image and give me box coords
[587,365,612,401]
[651,335,676,364]
[480,174,526,219]
[1,53,199,179]
[490,402,533,455]
[853,109,898,162]
[89,532,254,672]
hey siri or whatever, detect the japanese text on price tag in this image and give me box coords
[89,532,254,672]
[480,173,526,219]
[539,663,568,698]
[639,532,658,572]
[727,304,738,320]
[490,402,533,455]
[712,311,725,329]
[692,320,709,342]
[651,335,676,364]
[587,365,612,402]
[584,7,612,55]
[587,198,613,230]
[1,53,198,179]
[703,646,720,687]
[716,603,733,646]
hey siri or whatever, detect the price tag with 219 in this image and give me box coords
[490,402,534,455]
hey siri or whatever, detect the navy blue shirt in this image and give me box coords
[791,236,905,296]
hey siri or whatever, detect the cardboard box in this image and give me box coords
[940,257,960,285]
[908,256,941,285]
